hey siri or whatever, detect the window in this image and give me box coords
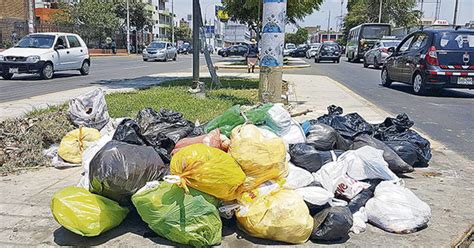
[67,35,81,48]
[398,35,414,52]
[14,35,55,49]
[409,33,428,51]
[56,36,68,48]
[436,32,474,50]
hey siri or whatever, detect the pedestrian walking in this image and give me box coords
[246,39,259,73]
[111,39,117,54]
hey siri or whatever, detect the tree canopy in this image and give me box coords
[285,28,308,45]
[174,25,192,42]
[115,1,153,32]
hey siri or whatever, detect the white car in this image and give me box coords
[283,43,296,56]
[305,43,321,58]
[0,32,90,80]
[142,41,177,62]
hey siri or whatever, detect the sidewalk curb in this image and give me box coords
[215,64,310,70]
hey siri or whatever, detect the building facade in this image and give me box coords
[223,21,250,47]
[0,0,32,46]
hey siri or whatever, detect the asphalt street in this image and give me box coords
[290,58,474,161]
[0,54,201,103]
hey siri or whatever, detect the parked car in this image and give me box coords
[289,45,309,57]
[0,32,90,80]
[364,39,401,69]
[143,41,177,62]
[381,29,474,95]
[305,43,321,58]
[283,43,296,56]
[177,43,192,54]
[314,42,342,63]
[217,45,248,57]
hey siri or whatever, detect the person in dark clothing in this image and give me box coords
[111,40,117,54]
[246,39,259,73]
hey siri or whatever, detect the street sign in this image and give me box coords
[215,6,229,22]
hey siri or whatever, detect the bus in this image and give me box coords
[346,23,391,62]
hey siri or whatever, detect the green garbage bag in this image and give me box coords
[132,182,222,247]
[51,186,129,237]
[204,104,273,137]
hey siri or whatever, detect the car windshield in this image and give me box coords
[14,35,55,49]
[361,26,390,39]
[323,44,340,51]
[286,44,296,49]
[381,41,400,47]
[148,42,166,49]
[435,32,474,50]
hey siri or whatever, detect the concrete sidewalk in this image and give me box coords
[0,73,472,247]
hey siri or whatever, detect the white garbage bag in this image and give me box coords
[350,207,368,234]
[295,186,347,207]
[281,119,307,145]
[69,88,110,130]
[265,103,292,136]
[365,181,431,233]
[283,163,314,190]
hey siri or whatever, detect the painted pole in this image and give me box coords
[259,0,287,103]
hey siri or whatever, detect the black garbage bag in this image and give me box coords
[136,108,195,153]
[374,113,431,166]
[89,140,168,205]
[311,206,353,241]
[347,179,382,214]
[289,143,344,173]
[352,134,414,173]
[113,119,148,145]
[311,105,373,140]
[306,124,352,151]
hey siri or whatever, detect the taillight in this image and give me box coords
[426,46,439,65]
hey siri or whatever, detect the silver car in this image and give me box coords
[305,43,321,58]
[143,41,177,62]
[363,39,400,69]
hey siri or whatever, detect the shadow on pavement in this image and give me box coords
[6,73,81,81]
[92,76,182,90]
[380,83,474,99]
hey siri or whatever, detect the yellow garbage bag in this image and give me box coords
[51,186,129,237]
[58,127,101,163]
[169,144,246,201]
[236,181,313,244]
[229,124,288,191]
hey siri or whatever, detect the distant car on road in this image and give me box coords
[314,42,342,63]
[0,32,90,80]
[143,41,177,62]
[381,29,474,95]
[306,43,321,58]
[364,39,401,69]
[177,43,192,54]
[289,45,309,57]
[217,45,248,57]
[346,23,392,62]
[283,43,296,56]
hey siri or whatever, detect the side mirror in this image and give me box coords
[55,45,65,50]
[387,47,396,54]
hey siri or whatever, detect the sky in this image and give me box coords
[172,0,473,32]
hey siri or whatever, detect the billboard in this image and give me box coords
[215,6,229,22]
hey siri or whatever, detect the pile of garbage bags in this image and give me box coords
[50,91,432,245]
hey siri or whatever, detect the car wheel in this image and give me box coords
[374,58,380,69]
[173,54,177,61]
[336,59,340,63]
[412,72,427,95]
[363,58,368,68]
[143,58,148,62]
[1,72,13,80]
[40,62,54,80]
[315,57,319,63]
[222,52,228,57]
[79,60,90,75]
[381,67,393,87]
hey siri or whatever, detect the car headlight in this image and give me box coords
[26,55,40,63]
[143,49,148,54]
[0,55,4,61]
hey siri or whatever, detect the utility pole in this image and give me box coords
[27,0,34,33]
[378,0,383,23]
[126,0,130,54]
[453,0,459,26]
[171,0,174,44]
[259,0,287,103]
[327,10,331,33]
[192,0,201,90]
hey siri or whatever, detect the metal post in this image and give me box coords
[27,0,34,33]
[192,0,200,85]
[378,0,383,23]
[327,10,331,32]
[171,0,174,44]
[453,0,459,26]
[126,0,130,54]
[259,0,287,103]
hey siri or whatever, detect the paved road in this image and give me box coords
[289,58,474,161]
[0,54,201,103]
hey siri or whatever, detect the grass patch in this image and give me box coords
[229,58,289,66]
[107,77,259,121]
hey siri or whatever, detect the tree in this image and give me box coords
[222,0,324,39]
[174,25,192,42]
[115,1,153,33]
[285,28,308,45]
[343,0,420,42]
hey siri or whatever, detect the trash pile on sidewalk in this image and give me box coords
[50,89,432,246]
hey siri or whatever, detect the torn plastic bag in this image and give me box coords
[203,104,272,137]
[352,134,414,173]
[172,129,222,154]
[58,127,101,164]
[374,113,431,166]
[311,206,353,241]
[168,144,246,201]
[312,105,374,140]
[89,140,168,204]
[229,124,288,191]
[136,108,194,153]
[236,181,313,244]
[350,207,368,234]
[295,186,347,215]
[51,186,128,237]
[365,181,431,233]
[283,163,314,190]
[289,143,343,173]
[306,124,352,150]
[68,88,110,130]
[132,181,222,247]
